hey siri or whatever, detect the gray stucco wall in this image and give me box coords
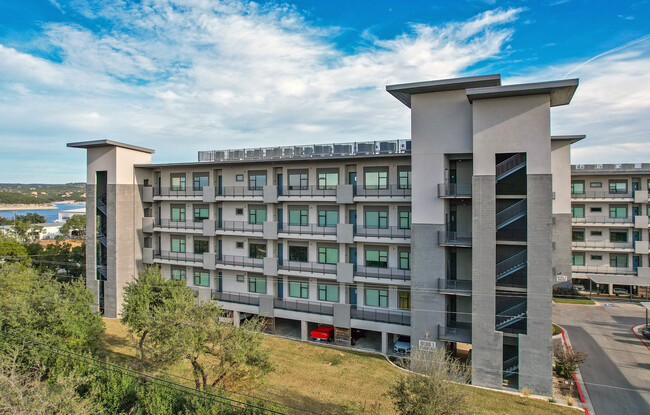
[552,213,572,283]
[85,184,98,311]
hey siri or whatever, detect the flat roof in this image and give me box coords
[466,79,579,107]
[572,163,650,175]
[551,135,586,144]
[67,139,155,154]
[386,74,501,108]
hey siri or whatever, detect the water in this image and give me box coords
[0,203,86,223]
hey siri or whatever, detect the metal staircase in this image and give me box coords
[503,356,519,378]
[496,199,527,229]
[496,153,526,181]
[496,250,527,281]
[97,193,107,215]
[97,227,107,246]
[496,302,527,330]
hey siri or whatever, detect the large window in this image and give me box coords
[248,276,267,293]
[317,169,338,190]
[170,174,186,191]
[318,246,338,264]
[609,205,627,218]
[364,168,388,190]
[398,167,411,190]
[398,208,411,229]
[399,291,410,310]
[365,248,388,268]
[610,254,628,268]
[288,281,308,298]
[249,207,267,224]
[194,239,209,254]
[171,206,186,222]
[365,208,388,228]
[572,230,585,242]
[399,249,411,270]
[194,205,209,222]
[193,173,209,191]
[171,236,185,253]
[194,270,210,287]
[288,246,308,262]
[249,243,266,259]
[365,288,388,307]
[248,171,267,190]
[610,231,628,243]
[571,181,585,194]
[609,180,627,194]
[288,170,308,190]
[572,253,585,266]
[318,284,339,302]
[288,208,308,226]
[572,205,585,218]
[318,208,338,227]
[171,267,186,280]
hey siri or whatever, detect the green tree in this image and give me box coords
[16,213,46,224]
[0,240,30,265]
[0,217,11,226]
[554,343,587,379]
[60,214,86,237]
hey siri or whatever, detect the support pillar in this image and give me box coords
[233,311,240,328]
[301,320,308,341]
[381,331,388,355]
[334,327,351,347]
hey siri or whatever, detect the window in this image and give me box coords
[318,208,338,227]
[249,243,266,259]
[170,174,186,191]
[571,181,585,194]
[171,267,186,280]
[317,169,338,190]
[398,208,411,229]
[249,207,267,224]
[365,248,388,268]
[288,246,308,262]
[609,205,627,218]
[235,174,244,182]
[194,270,210,287]
[590,207,602,213]
[572,253,585,266]
[610,254,628,268]
[318,284,339,302]
[590,182,602,188]
[248,171,267,190]
[609,180,627,194]
[171,206,186,222]
[318,246,338,264]
[194,239,209,254]
[398,167,411,189]
[248,276,266,293]
[591,255,602,260]
[235,208,244,215]
[572,205,585,218]
[193,173,209,191]
[591,231,602,236]
[610,231,627,243]
[365,208,388,228]
[572,230,585,242]
[399,249,411,270]
[365,288,388,307]
[289,281,308,298]
[171,236,185,253]
[236,275,245,282]
[399,291,410,310]
[288,170,308,190]
[236,241,244,249]
[364,168,388,190]
[288,208,308,226]
[194,205,209,222]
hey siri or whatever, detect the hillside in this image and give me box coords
[0,183,85,204]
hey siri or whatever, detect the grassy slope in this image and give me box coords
[553,299,596,305]
[100,319,581,415]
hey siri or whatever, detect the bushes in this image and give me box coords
[553,343,587,379]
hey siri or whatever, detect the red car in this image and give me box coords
[311,326,334,342]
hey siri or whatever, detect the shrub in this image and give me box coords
[554,343,587,379]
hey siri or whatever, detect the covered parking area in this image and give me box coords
[574,274,650,299]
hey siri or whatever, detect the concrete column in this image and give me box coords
[381,331,388,355]
[301,320,308,341]
[233,311,240,328]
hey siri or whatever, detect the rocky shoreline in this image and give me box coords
[0,201,85,211]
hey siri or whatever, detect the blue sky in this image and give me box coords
[0,0,649,183]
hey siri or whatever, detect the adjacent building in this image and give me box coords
[69,73,582,396]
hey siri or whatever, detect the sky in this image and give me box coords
[0,0,649,183]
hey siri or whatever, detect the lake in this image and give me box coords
[0,203,86,223]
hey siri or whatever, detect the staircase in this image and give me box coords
[97,265,108,280]
[496,153,526,181]
[496,250,527,281]
[496,199,527,229]
[496,302,527,330]
[503,356,519,378]
[97,227,107,246]
[97,193,107,215]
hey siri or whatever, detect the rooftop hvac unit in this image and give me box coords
[265,147,282,159]
[404,141,411,153]
[379,141,396,154]
[333,144,352,156]
[228,150,244,160]
[213,151,225,161]
[246,149,262,159]
[313,145,333,157]
[283,147,294,158]
[357,143,373,154]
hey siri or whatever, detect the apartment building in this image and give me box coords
[571,163,650,296]
[69,73,582,396]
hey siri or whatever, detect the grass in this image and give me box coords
[553,324,562,336]
[553,298,596,305]
[100,319,582,415]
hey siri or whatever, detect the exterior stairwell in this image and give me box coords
[503,356,519,378]
[496,153,526,181]
[496,199,527,230]
[97,193,107,215]
[496,250,527,281]
[496,301,527,330]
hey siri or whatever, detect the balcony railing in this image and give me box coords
[154,187,203,197]
[216,221,263,233]
[572,216,633,224]
[278,224,337,236]
[273,298,334,315]
[438,323,472,343]
[571,191,633,199]
[355,185,411,198]
[438,183,472,198]
[212,290,260,306]
[571,241,634,249]
[155,219,204,231]
[279,260,337,275]
[571,265,637,275]
[438,279,472,294]
[154,250,203,264]
[355,265,411,281]
[217,255,264,268]
[278,185,336,197]
[355,225,411,239]
[217,186,263,197]
[351,307,410,326]
[438,231,472,246]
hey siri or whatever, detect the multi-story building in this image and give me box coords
[570,163,650,296]
[69,73,582,395]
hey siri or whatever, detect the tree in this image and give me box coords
[0,240,30,265]
[7,221,43,242]
[60,214,86,237]
[554,343,587,379]
[388,347,472,415]
[0,217,11,226]
[16,213,46,224]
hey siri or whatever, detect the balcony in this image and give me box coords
[216,255,263,270]
[438,323,471,343]
[355,265,411,282]
[153,187,203,199]
[216,221,263,234]
[154,250,203,264]
[438,183,472,198]
[354,225,411,240]
[277,185,336,198]
[273,298,334,316]
[571,240,634,250]
[154,219,204,232]
[571,191,633,200]
[438,279,472,296]
[212,290,260,306]
[216,186,263,199]
[438,231,472,247]
[278,224,337,238]
[355,185,411,199]
[278,261,337,276]
[572,216,633,225]
[351,307,410,326]
[571,265,637,276]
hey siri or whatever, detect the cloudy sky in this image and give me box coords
[0,0,649,183]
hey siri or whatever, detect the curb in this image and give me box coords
[630,324,650,351]
[558,324,594,415]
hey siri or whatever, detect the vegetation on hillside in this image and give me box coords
[0,183,85,205]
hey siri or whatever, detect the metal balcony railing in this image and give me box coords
[438,279,472,294]
[355,265,410,281]
[496,199,527,229]
[153,187,203,197]
[217,255,263,268]
[155,219,204,231]
[437,323,472,343]
[279,261,337,274]
[572,216,633,224]
[355,225,411,239]
[212,290,260,306]
[154,250,203,264]
[496,302,527,331]
[278,224,337,236]
[438,231,472,246]
[571,265,637,275]
[216,221,263,233]
[278,185,337,197]
[571,241,634,249]
[355,184,411,198]
[351,307,410,326]
[438,183,472,198]
[496,250,527,281]
[217,186,263,197]
[571,191,634,199]
[496,153,526,180]
[273,298,334,315]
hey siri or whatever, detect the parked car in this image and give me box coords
[642,326,650,339]
[573,284,585,292]
[351,328,366,345]
[393,336,411,354]
[311,325,334,342]
[613,287,630,296]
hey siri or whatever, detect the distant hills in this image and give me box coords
[0,183,85,205]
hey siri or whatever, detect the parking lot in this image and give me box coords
[554,300,650,415]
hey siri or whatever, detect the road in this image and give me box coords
[554,301,650,415]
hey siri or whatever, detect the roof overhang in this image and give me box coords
[578,274,650,286]
[67,139,155,154]
[466,79,579,107]
[551,135,586,144]
[386,74,501,108]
